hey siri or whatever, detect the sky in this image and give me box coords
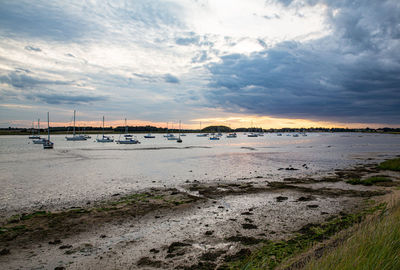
[0,0,399,129]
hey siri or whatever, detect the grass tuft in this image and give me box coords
[378,158,400,171]
[303,201,400,270]
[223,204,386,269]
[346,176,392,186]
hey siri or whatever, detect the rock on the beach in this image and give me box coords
[0,248,10,255]
[48,239,62,245]
[276,196,288,202]
[242,223,258,229]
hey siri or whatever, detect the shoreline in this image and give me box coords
[0,158,399,269]
[1,131,400,136]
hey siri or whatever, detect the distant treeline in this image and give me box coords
[0,125,399,135]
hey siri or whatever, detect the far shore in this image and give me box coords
[1,130,399,136]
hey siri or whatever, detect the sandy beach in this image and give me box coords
[1,157,399,269]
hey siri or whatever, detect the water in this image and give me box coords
[0,132,399,217]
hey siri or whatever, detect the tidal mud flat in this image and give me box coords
[0,159,399,269]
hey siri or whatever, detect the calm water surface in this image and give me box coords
[0,133,399,217]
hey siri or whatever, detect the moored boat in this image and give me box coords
[96,116,114,143]
[28,120,41,139]
[43,112,54,149]
[65,110,87,141]
[226,133,237,138]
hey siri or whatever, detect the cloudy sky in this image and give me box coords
[0,0,399,128]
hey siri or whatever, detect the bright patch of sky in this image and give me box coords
[183,0,328,50]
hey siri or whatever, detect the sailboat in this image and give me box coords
[167,135,178,140]
[43,112,54,149]
[177,120,182,143]
[28,121,41,139]
[247,121,258,137]
[65,110,87,141]
[166,122,178,140]
[121,119,133,138]
[226,132,237,138]
[96,116,114,142]
[226,123,237,138]
[33,119,46,144]
[210,126,221,140]
[197,122,208,137]
[209,135,220,140]
[116,118,140,144]
[163,122,173,138]
[82,127,91,139]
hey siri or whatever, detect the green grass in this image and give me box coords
[0,225,27,235]
[223,204,386,269]
[346,176,392,186]
[303,202,400,270]
[378,158,400,171]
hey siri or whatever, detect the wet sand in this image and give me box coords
[1,160,399,269]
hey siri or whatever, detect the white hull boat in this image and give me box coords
[33,138,46,144]
[117,138,140,144]
[66,110,87,141]
[96,116,114,143]
[43,112,54,149]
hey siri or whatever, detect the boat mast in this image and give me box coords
[102,116,105,138]
[73,110,76,136]
[38,119,40,136]
[125,118,128,134]
[47,112,50,141]
[179,120,181,139]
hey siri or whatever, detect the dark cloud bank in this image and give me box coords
[206,0,400,124]
[0,70,107,105]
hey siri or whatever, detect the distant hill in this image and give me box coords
[201,125,232,133]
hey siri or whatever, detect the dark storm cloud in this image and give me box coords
[0,70,107,105]
[192,50,209,63]
[32,93,107,105]
[176,36,200,46]
[0,0,183,42]
[24,46,42,52]
[132,73,180,84]
[164,74,180,84]
[0,1,91,41]
[276,0,294,6]
[206,0,400,123]
[0,71,70,89]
